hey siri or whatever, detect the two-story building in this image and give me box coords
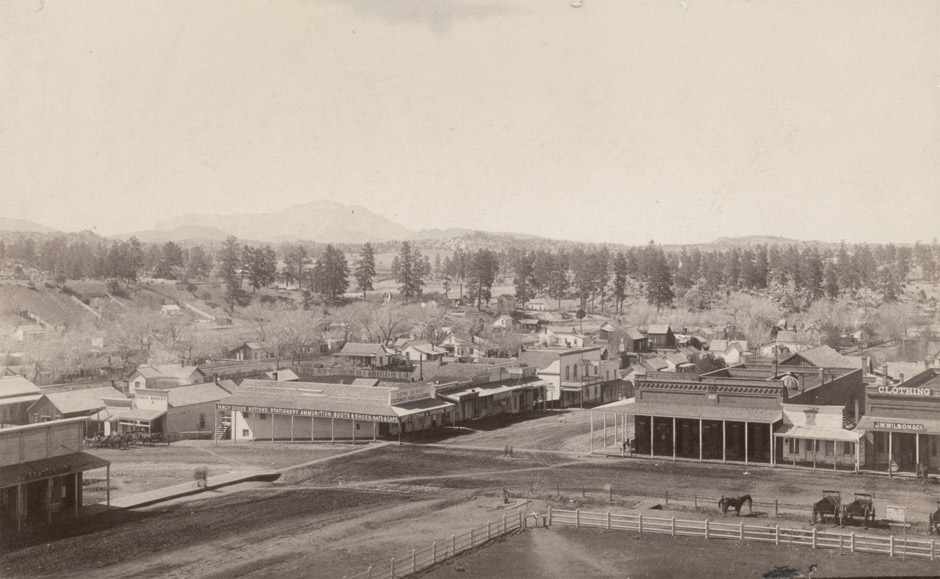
[535,347,621,408]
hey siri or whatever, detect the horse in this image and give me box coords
[928,504,940,535]
[718,494,753,516]
[812,490,842,525]
[840,493,875,528]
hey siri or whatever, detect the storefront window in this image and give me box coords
[825,441,833,456]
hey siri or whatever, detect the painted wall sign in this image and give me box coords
[873,421,926,432]
[218,404,398,424]
[877,386,932,397]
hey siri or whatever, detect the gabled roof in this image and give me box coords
[133,364,202,381]
[783,345,860,369]
[351,378,380,386]
[265,369,299,382]
[775,330,802,343]
[647,324,672,335]
[406,343,447,356]
[709,340,729,352]
[336,343,389,357]
[163,382,231,407]
[599,322,617,332]
[0,376,41,399]
[642,357,670,371]
[43,385,124,415]
[624,327,646,341]
[665,352,690,365]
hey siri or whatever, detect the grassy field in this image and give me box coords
[424,526,940,578]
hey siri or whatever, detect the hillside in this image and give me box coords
[0,217,57,234]
[152,201,413,243]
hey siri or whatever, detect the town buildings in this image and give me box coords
[533,346,621,407]
[0,376,43,427]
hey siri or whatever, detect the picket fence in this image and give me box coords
[343,509,532,579]
[549,507,938,560]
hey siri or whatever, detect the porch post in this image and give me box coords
[722,420,726,463]
[590,412,594,453]
[698,420,703,461]
[916,433,920,468]
[855,439,860,472]
[290,414,295,443]
[74,472,81,516]
[311,416,315,441]
[270,413,275,441]
[770,428,775,466]
[373,420,377,442]
[331,416,335,443]
[16,484,23,532]
[650,416,655,457]
[888,432,893,477]
[834,441,838,471]
[813,439,817,470]
[46,478,53,525]
[213,407,218,444]
[744,422,749,464]
[672,417,677,461]
[397,419,402,445]
[106,464,110,508]
[352,420,356,442]
[602,412,607,448]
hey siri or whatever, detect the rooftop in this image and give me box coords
[0,375,41,399]
[336,343,389,357]
[42,385,124,415]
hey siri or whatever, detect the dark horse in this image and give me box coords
[719,494,753,516]
[840,493,875,528]
[928,502,940,535]
[812,490,842,525]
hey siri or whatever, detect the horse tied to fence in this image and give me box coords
[929,502,940,535]
[718,494,753,516]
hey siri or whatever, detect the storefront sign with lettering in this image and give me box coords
[877,386,932,397]
[873,421,926,432]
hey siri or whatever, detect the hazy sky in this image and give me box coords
[2,0,938,244]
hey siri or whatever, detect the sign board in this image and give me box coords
[886,505,906,524]
[218,404,398,424]
[873,421,926,432]
[389,384,432,404]
[877,386,932,397]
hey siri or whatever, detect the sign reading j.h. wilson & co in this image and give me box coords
[873,421,926,432]
[876,386,932,397]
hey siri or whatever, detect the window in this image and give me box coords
[933,439,939,457]
[573,365,578,379]
[594,365,598,376]
[825,441,833,456]
[259,413,268,420]
[565,366,570,380]
[843,442,853,456]
[788,438,799,454]
[242,429,249,437]
[876,433,886,452]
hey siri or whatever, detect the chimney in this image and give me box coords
[882,364,889,386]
[819,367,825,385]
[899,372,905,384]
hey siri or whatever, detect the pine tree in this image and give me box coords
[512,251,536,307]
[612,252,628,314]
[467,249,499,309]
[312,245,349,302]
[354,242,376,299]
[823,260,840,299]
[219,236,241,310]
[645,245,674,310]
[396,241,424,300]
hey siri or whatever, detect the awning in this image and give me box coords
[619,402,782,424]
[0,452,109,489]
[393,398,454,418]
[774,425,861,443]
[856,415,940,435]
[111,408,166,423]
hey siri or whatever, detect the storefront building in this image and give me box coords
[620,363,864,465]
[0,418,109,539]
[857,368,940,474]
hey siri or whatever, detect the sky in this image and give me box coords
[1,0,938,245]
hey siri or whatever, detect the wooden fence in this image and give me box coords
[548,507,938,560]
[343,509,532,579]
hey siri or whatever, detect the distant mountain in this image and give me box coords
[414,228,543,241]
[0,217,57,234]
[702,235,832,248]
[152,201,413,243]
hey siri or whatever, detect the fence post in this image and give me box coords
[432,541,437,564]
[704,519,709,539]
[930,539,935,561]
[889,535,894,557]
[412,549,416,574]
[849,532,855,552]
[576,509,581,528]
[812,527,817,549]
[774,499,779,518]
[607,511,612,530]
[548,505,553,527]
[638,513,643,534]
[452,534,457,556]
[774,524,779,545]
[672,517,676,537]
[739,521,744,541]
[367,564,373,579]
[390,558,396,579]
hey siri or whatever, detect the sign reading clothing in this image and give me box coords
[877,386,932,397]
[873,421,926,432]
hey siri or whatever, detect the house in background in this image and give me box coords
[160,304,182,317]
[402,342,447,363]
[0,375,43,427]
[708,339,750,366]
[26,384,124,433]
[645,325,676,349]
[128,364,205,394]
[228,342,273,361]
[781,345,863,370]
[131,382,231,437]
[335,343,392,368]
[526,299,549,312]
[492,315,515,331]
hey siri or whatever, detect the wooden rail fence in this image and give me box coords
[548,507,938,560]
[343,508,533,579]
